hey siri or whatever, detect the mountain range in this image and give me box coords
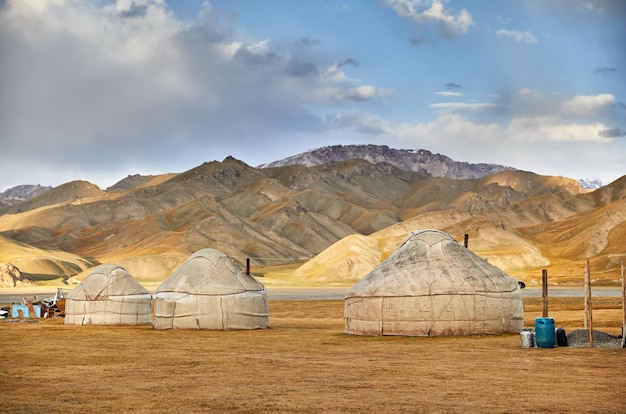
[0,145,624,288]
[258,145,514,180]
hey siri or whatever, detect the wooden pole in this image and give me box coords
[583,266,589,329]
[542,269,548,318]
[585,259,593,348]
[622,262,626,348]
[621,263,625,327]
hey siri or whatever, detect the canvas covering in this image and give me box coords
[65,264,152,326]
[345,229,524,336]
[152,248,269,330]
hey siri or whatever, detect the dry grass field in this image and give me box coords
[1,297,625,413]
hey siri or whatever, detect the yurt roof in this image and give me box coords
[67,264,150,300]
[156,248,264,295]
[346,229,519,298]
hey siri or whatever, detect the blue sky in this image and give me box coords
[0,0,624,190]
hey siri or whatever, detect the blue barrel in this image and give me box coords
[535,317,555,348]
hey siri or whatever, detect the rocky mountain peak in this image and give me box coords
[258,144,514,180]
[0,184,53,207]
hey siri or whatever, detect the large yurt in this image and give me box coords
[345,229,524,336]
[152,248,269,330]
[65,264,152,326]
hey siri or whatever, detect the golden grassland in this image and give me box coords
[1,297,624,413]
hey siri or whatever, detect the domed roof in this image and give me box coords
[156,248,264,295]
[68,264,149,300]
[347,229,520,298]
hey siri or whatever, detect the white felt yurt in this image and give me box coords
[344,229,524,336]
[65,264,152,326]
[152,248,269,330]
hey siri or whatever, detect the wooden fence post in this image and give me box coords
[622,262,626,348]
[583,266,589,329]
[542,269,548,318]
[585,259,593,348]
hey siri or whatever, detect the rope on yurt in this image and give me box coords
[171,301,176,330]
[219,296,225,330]
[464,245,509,333]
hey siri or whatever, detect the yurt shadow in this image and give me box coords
[344,229,524,336]
[152,248,269,330]
[65,264,152,326]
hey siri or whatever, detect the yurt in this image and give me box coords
[65,264,152,326]
[345,229,523,336]
[152,248,269,330]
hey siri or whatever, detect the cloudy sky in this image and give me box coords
[1,0,624,191]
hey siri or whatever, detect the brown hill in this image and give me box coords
[292,172,624,286]
[105,173,177,193]
[0,234,93,286]
[0,156,624,287]
[0,180,104,215]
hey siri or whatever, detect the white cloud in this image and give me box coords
[325,110,394,135]
[496,29,538,44]
[429,89,615,121]
[429,102,501,112]
[320,63,348,82]
[0,1,622,189]
[383,0,473,37]
[325,108,620,181]
[330,107,614,145]
[561,93,615,115]
[244,39,272,55]
[0,0,385,188]
[312,85,379,103]
[341,86,377,101]
[434,91,463,97]
[508,117,612,143]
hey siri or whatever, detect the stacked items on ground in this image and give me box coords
[2,288,68,320]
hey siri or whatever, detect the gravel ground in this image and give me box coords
[566,329,624,348]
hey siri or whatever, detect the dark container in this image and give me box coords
[555,327,568,347]
[535,317,555,348]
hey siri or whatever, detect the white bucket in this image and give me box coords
[520,329,534,348]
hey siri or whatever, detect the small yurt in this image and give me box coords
[345,229,523,336]
[152,248,269,330]
[65,264,152,326]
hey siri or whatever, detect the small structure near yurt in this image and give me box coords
[65,264,152,326]
[152,248,269,330]
[345,229,524,336]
